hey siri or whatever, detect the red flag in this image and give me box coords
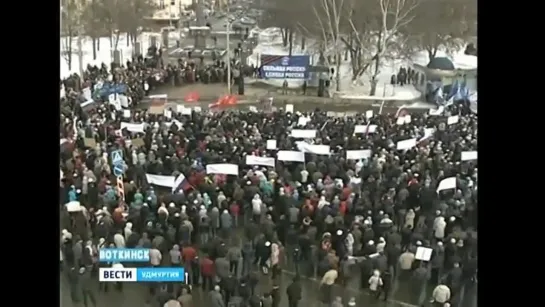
[184,91,200,103]
[209,95,238,108]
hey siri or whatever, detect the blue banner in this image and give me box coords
[260,55,310,79]
[97,82,128,97]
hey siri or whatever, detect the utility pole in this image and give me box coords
[226,5,231,93]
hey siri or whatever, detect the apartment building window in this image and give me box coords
[170,0,175,5]
[159,0,165,9]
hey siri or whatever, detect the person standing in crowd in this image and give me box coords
[286,275,302,307]
[60,83,477,307]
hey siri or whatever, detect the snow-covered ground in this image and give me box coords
[60,32,181,79]
[248,27,477,101]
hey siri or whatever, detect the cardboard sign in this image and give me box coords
[149,105,165,114]
[84,138,97,148]
[131,138,145,147]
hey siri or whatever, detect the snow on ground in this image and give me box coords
[333,58,422,101]
[248,28,477,101]
[60,32,170,79]
[248,27,420,100]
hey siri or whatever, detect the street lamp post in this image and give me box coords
[226,6,231,93]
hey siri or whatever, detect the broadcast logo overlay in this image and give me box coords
[99,267,185,282]
[98,248,185,282]
[99,248,150,262]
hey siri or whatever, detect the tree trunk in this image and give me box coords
[344,48,348,61]
[127,32,130,46]
[288,30,294,56]
[67,36,73,70]
[335,53,341,91]
[109,32,113,48]
[114,32,121,50]
[301,36,305,50]
[427,47,438,62]
[92,37,97,60]
[369,55,380,96]
[97,37,100,51]
[281,28,288,47]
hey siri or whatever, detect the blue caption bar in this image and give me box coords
[99,248,150,262]
[137,267,185,282]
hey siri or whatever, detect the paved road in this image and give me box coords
[145,84,434,114]
[60,266,422,307]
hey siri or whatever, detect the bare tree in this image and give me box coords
[403,0,477,61]
[345,0,419,95]
[260,0,310,53]
[310,0,350,91]
[61,0,80,71]
[116,0,156,46]
[82,0,107,60]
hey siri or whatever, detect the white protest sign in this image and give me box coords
[365,110,373,119]
[120,122,146,133]
[297,116,311,127]
[108,94,122,110]
[123,110,131,118]
[415,247,433,261]
[436,177,456,193]
[266,140,277,150]
[461,151,478,161]
[277,151,305,162]
[119,95,129,108]
[82,87,92,101]
[429,106,444,116]
[397,115,411,125]
[285,104,294,113]
[206,163,239,175]
[447,115,459,125]
[245,155,275,167]
[396,138,417,150]
[145,174,176,187]
[418,128,435,143]
[296,142,330,155]
[164,109,172,118]
[194,106,202,112]
[290,129,316,138]
[176,105,185,113]
[354,125,377,134]
[181,108,192,115]
[346,150,372,160]
[249,106,258,112]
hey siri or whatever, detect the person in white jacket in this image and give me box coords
[368,270,383,297]
[317,196,329,209]
[434,216,446,239]
[124,222,133,241]
[113,231,125,248]
[252,194,262,222]
[432,284,451,304]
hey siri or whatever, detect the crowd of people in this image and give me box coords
[59,88,478,307]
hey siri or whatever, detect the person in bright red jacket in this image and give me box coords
[200,255,215,291]
[229,201,240,227]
